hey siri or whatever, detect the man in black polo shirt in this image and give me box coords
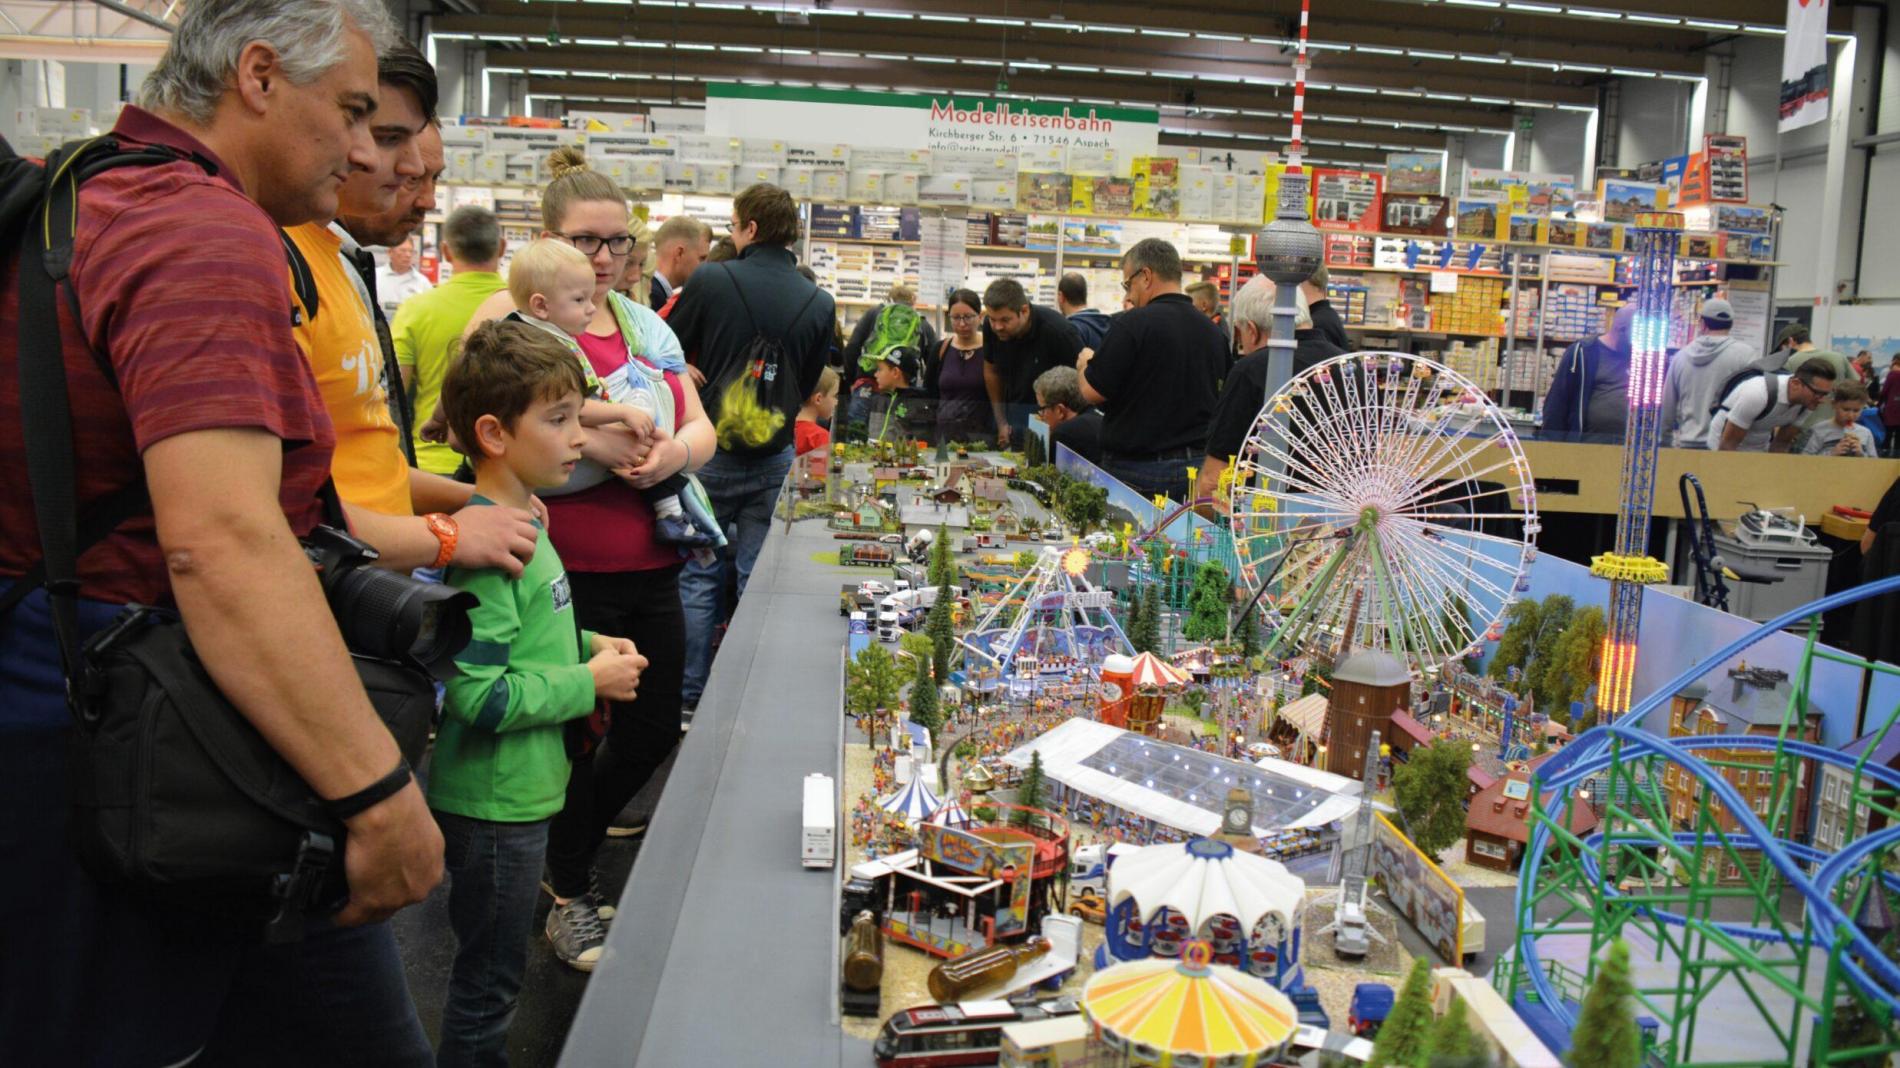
[982,278,1087,449]
[1079,238,1229,500]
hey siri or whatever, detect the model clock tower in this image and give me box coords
[1214,786,1264,854]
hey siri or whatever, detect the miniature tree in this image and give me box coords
[1015,751,1048,826]
[1014,550,1038,571]
[847,644,904,744]
[899,631,934,662]
[1426,997,1491,1065]
[1525,594,1574,706]
[1369,958,1437,1068]
[1392,737,1474,859]
[1122,592,1144,651]
[929,522,956,590]
[1131,582,1165,654]
[908,652,942,742]
[925,592,957,685]
[1568,939,1643,1068]
[1543,605,1607,710]
[1487,599,1542,682]
[1059,480,1108,533]
[1237,603,1261,664]
[1181,561,1234,644]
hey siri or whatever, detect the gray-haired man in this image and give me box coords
[0,2,441,1063]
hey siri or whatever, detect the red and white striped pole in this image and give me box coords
[1287,0,1310,174]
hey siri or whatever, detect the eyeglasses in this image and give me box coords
[557,232,635,256]
[1120,267,1149,293]
[950,313,979,323]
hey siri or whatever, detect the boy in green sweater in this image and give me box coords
[432,320,648,1064]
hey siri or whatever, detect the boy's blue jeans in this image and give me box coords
[434,809,551,1068]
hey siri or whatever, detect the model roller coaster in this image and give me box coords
[1505,576,1900,1068]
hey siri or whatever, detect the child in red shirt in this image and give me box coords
[795,365,840,455]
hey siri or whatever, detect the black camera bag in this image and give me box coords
[4,135,437,939]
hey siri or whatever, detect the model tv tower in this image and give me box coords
[1254,0,1324,398]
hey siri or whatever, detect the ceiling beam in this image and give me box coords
[490,48,1530,131]
[441,5,1673,85]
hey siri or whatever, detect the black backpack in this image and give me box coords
[706,262,822,455]
[1709,367,1787,424]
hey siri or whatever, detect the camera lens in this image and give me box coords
[328,566,477,678]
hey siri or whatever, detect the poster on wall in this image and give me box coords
[1463,169,1577,216]
[917,214,967,307]
[1313,169,1383,232]
[1385,152,1445,196]
[1705,135,1749,203]
[1727,281,1772,355]
[1780,0,1831,132]
[1597,178,1668,222]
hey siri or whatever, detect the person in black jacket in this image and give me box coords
[668,183,837,711]
[1301,265,1352,351]
[1196,276,1346,503]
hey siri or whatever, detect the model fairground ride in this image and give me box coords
[1503,579,1900,1068]
[859,801,1073,961]
[1082,942,1301,1067]
[1100,838,1309,993]
[962,546,1133,683]
[1098,651,1193,735]
[1224,352,1539,679]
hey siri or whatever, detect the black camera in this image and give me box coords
[303,526,477,678]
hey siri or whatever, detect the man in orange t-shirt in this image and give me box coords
[290,42,537,576]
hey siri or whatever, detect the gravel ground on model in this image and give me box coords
[1300,889,1415,1028]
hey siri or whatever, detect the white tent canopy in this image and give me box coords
[1108,838,1307,941]
[1003,717,1361,837]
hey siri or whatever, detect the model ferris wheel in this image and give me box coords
[1225,352,1540,677]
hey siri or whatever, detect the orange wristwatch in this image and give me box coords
[423,512,459,569]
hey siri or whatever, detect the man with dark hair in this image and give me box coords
[1711,357,1838,451]
[1078,238,1228,499]
[1034,365,1104,466]
[670,183,836,714]
[0,2,445,1062]
[1057,272,1111,349]
[286,38,536,574]
[394,205,508,474]
[649,214,713,310]
[981,277,1087,448]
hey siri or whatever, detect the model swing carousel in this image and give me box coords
[1080,941,1301,1067]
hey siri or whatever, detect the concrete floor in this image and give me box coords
[393,750,676,1068]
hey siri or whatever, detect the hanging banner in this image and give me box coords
[1780,0,1831,132]
[704,82,1159,159]
[917,214,967,307]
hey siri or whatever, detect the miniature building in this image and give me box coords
[1386,710,1436,761]
[1324,650,1412,779]
[1662,669,1823,883]
[1810,728,1900,853]
[968,477,1011,513]
[1464,753,1599,871]
[873,466,904,491]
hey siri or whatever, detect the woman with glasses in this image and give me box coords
[459,146,710,972]
[930,288,995,445]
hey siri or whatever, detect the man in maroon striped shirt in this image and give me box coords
[0,3,441,1064]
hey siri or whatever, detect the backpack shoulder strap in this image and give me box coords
[279,228,319,325]
[718,262,757,334]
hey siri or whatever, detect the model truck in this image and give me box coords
[802,773,835,869]
[1349,982,1394,1038]
[840,542,895,567]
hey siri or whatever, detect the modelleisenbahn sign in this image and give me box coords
[704,82,1160,158]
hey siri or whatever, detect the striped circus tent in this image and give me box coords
[878,777,942,823]
[1129,651,1191,690]
[1081,944,1299,1065]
